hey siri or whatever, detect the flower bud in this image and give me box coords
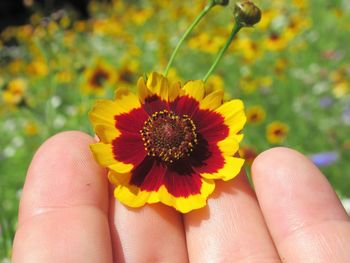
[214,0,229,6]
[234,0,261,27]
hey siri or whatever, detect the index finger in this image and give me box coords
[12,131,113,262]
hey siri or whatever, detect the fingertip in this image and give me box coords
[252,147,306,179]
[19,130,108,225]
[251,146,349,243]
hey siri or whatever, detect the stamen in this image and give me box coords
[140,110,198,163]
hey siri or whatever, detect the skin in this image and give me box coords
[12,131,350,262]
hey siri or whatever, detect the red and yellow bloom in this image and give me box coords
[266,121,289,144]
[89,72,246,213]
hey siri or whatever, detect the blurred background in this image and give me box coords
[0,0,349,259]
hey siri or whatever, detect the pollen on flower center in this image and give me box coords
[140,110,198,163]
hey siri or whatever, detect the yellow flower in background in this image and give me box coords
[24,121,38,136]
[330,67,349,98]
[116,61,139,87]
[275,58,289,76]
[63,31,76,47]
[239,146,258,166]
[188,32,226,54]
[47,21,59,34]
[256,8,278,30]
[165,68,183,86]
[239,75,258,93]
[89,72,246,213]
[59,15,71,29]
[9,59,24,74]
[246,105,266,124]
[2,78,27,106]
[131,9,154,25]
[206,74,234,101]
[266,121,289,144]
[333,81,349,98]
[27,59,48,77]
[56,70,73,84]
[239,75,272,94]
[92,18,124,37]
[74,20,88,32]
[81,60,116,94]
[206,74,224,94]
[292,0,309,10]
[263,32,290,52]
[234,36,261,63]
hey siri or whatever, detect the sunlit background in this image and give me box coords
[0,0,349,259]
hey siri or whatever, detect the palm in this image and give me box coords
[12,132,350,262]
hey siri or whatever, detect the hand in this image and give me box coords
[12,131,350,262]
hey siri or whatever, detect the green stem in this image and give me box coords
[203,22,242,82]
[164,0,215,76]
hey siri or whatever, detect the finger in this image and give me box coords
[184,172,281,262]
[252,147,350,262]
[110,199,189,262]
[12,131,113,263]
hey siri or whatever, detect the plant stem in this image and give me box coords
[203,22,242,82]
[164,1,215,76]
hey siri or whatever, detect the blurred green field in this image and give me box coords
[0,0,349,259]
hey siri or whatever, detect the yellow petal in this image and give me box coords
[217,137,240,156]
[88,99,120,129]
[114,175,215,213]
[215,99,246,136]
[137,76,149,103]
[201,156,244,181]
[89,91,141,133]
[200,89,224,110]
[168,81,181,101]
[90,143,133,173]
[114,184,160,208]
[95,124,120,143]
[108,170,131,185]
[114,87,141,112]
[182,80,205,102]
[235,134,244,143]
[146,72,169,101]
[157,178,215,213]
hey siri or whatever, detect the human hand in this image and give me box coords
[12,131,350,262]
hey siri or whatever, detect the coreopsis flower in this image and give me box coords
[246,105,266,124]
[266,121,289,144]
[81,60,116,94]
[2,78,27,106]
[89,72,246,213]
[239,146,258,166]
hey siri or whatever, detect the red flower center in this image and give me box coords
[90,69,109,88]
[140,110,198,163]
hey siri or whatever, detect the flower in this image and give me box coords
[89,72,246,213]
[81,60,116,94]
[239,146,258,166]
[116,61,139,87]
[309,151,339,167]
[246,105,266,124]
[2,78,27,106]
[266,121,289,144]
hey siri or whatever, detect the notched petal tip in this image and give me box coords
[182,80,205,102]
